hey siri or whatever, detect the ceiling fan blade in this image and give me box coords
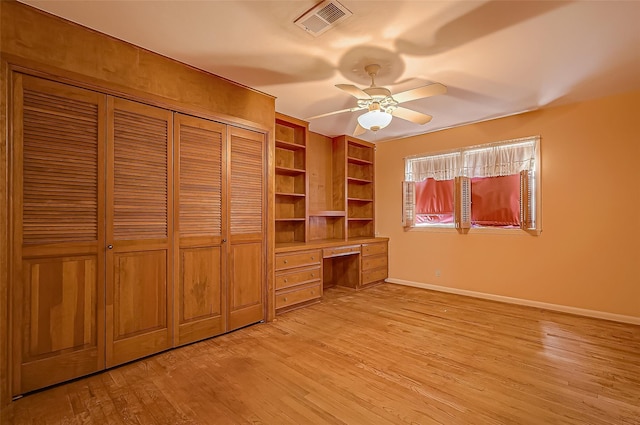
[336,84,371,99]
[353,122,367,136]
[392,83,447,104]
[306,107,364,121]
[392,107,433,125]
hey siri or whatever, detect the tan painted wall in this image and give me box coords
[376,90,640,319]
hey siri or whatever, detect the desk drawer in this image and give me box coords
[362,254,387,271]
[323,245,361,258]
[276,250,321,270]
[275,266,321,290]
[362,242,387,257]
[362,268,388,285]
[276,282,322,310]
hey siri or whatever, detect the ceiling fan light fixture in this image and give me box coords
[357,109,393,132]
[308,63,446,135]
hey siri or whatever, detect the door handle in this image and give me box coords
[107,244,113,250]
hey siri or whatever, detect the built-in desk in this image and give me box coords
[274,237,388,313]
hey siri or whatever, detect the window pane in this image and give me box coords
[471,175,520,226]
[415,178,454,224]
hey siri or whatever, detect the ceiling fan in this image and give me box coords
[307,64,447,136]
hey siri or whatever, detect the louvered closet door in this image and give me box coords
[227,127,266,331]
[106,97,173,367]
[11,75,106,395]
[174,114,226,346]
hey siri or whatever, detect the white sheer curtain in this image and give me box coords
[462,138,537,178]
[405,152,459,181]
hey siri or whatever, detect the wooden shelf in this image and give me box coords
[276,166,306,176]
[348,217,373,221]
[347,156,372,165]
[347,140,374,163]
[276,139,306,150]
[276,191,305,197]
[348,197,373,202]
[309,210,345,217]
[300,238,346,245]
[275,217,305,222]
[347,176,372,184]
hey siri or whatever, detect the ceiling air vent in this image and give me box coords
[294,0,353,37]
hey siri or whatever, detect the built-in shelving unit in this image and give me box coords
[340,136,376,239]
[275,113,308,244]
[274,117,377,246]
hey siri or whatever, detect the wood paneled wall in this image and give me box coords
[0,1,274,128]
[0,0,276,406]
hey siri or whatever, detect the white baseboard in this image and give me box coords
[386,278,640,326]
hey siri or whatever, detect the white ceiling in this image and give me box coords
[19,0,640,143]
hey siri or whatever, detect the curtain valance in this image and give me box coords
[405,152,459,181]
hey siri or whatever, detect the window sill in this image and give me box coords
[407,225,541,236]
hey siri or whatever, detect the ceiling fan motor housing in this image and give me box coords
[363,86,391,98]
[358,88,398,114]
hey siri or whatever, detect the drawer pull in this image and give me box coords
[311,256,315,260]
[310,290,315,295]
[284,278,288,283]
[284,259,288,264]
[311,273,315,277]
[283,297,288,302]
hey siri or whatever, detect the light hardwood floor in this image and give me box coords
[3,283,640,424]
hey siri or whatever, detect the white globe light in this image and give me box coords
[357,110,393,132]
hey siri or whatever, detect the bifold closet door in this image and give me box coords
[105,97,173,367]
[11,74,106,395]
[227,127,266,331]
[174,114,226,346]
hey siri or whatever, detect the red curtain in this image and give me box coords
[415,178,454,224]
[471,174,520,226]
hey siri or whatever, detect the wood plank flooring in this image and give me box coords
[2,283,640,424]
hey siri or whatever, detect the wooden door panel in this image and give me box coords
[108,250,169,366]
[229,129,264,236]
[227,127,265,331]
[111,105,170,240]
[228,242,263,330]
[230,243,262,308]
[174,114,226,346]
[23,257,97,358]
[181,248,222,321]
[106,97,172,367]
[176,115,224,238]
[12,74,105,396]
[19,255,100,393]
[177,247,224,344]
[113,251,167,338]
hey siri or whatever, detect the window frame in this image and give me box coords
[403,136,541,234]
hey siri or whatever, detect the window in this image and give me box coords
[403,136,540,232]
[403,151,459,227]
